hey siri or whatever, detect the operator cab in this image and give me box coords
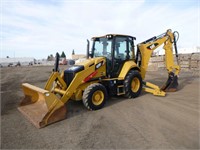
[90,34,136,77]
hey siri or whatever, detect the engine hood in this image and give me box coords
[75,57,106,69]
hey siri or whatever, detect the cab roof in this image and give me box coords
[92,34,136,40]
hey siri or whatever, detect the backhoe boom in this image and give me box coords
[136,29,180,93]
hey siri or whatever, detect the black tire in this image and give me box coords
[124,70,142,98]
[83,83,108,110]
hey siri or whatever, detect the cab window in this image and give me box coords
[93,38,112,59]
[115,37,127,60]
[114,37,134,60]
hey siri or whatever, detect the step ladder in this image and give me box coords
[117,85,125,95]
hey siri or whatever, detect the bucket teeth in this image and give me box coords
[161,72,178,92]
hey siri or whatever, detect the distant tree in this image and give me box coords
[61,51,66,58]
[47,54,54,61]
[72,49,75,55]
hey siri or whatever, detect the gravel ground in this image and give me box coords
[1,66,199,149]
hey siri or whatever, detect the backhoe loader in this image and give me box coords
[18,29,180,128]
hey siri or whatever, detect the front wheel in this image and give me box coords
[83,83,108,110]
[124,70,142,98]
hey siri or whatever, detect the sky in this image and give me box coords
[1,0,199,59]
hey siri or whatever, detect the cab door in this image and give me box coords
[111,36,133,77]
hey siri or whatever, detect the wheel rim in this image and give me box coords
[131,77,140,93]
[92,90,104,106]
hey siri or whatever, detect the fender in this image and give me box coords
[118,60,140,79]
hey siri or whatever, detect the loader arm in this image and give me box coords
[136,29,180,94]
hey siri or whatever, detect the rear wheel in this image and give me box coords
[124,70,142,98]
[83,83,107,110]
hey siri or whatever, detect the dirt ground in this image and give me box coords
[1,66,199,149]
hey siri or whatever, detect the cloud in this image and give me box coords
[1,0,199,58]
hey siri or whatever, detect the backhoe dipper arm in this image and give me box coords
[136,29,180,94]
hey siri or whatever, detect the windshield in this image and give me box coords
[93,38,112,58]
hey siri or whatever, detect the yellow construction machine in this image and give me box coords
[18,29,180,128]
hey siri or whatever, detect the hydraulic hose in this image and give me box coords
[173,31,179,64]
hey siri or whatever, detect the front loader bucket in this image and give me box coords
[161,72,178,92]
[18,83,67,128]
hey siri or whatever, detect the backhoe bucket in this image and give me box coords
[18,83,67,128]
[161,72,178,92]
